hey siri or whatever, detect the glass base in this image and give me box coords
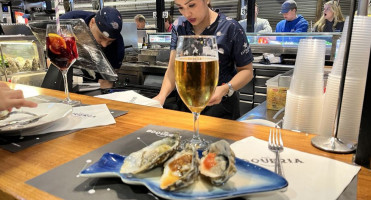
[62,99,81,106]
[181,138,210,150]
[311,136,357,153]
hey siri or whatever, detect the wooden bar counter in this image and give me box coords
[0,83,370,200]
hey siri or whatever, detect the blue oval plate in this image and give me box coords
[80,152,288,200]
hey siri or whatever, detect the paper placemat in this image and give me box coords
[230,136,361,200]
[95,90,163,108]
[27,125,226,200]
[0,108,127,153]
[0,95,127,152]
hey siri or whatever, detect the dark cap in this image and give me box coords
[280,0,297,14]
[95,7,122,39]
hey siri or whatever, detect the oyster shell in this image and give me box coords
[199,140,236,185]
[160,144,199,191]
[120,134,180,174]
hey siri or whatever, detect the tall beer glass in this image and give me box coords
[175,36,219,149]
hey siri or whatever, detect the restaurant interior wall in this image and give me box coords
[70,0,353,32]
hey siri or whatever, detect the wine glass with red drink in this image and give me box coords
[46,24,80,105]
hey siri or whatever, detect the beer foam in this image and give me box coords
[176,56,218,62]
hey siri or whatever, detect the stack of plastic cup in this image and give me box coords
[319,16,371,143]
[283,39,326,133]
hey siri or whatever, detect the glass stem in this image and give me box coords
[61,70,71,102]
[192,112,201,141]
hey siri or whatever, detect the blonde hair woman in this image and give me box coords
[314,1,345,32]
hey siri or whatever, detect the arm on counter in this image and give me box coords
[153,50,177,106]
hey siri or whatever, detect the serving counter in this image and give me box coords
[0,82,370,200]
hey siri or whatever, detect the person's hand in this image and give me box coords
[207,85,228,106]
[98,79,114,89]
[0,82,37,112]
[153,95,165,106]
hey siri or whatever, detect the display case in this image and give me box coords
[238,32,341,115]
[0,35,46,86]
[246,32,341,62]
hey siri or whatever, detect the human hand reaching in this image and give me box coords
[0,82,37,112]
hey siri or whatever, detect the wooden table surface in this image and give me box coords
[0,83,370,200]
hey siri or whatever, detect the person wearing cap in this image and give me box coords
[134,14,146,29]
[60,7,125,88]
[238,3,272,33]
[275,0,308,33]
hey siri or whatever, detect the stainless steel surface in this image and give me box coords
[252,63,294,70]
[268,127,284,177]
[247,33,341,58]
[311,136,357,153]
[357,0,369,16]
[138,54,156,65]
[140,48,171,62]
[238,101,285,124]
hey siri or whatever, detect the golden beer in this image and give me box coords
[175,56,219,113]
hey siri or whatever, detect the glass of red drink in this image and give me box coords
[46,24,80,105]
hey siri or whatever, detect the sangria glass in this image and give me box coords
[175,35,219,149]
[46,24,80,105]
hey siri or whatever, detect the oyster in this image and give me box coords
[120,134,180,174]
[160,144,199,191]
[199,140,236,186]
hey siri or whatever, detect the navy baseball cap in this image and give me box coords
[280,0,297,14]
[95,7,122,39]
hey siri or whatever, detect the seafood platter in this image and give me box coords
[80,134,288,200]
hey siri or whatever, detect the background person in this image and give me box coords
[153,0,254,120]
[275,0,308,32]
[313,1,345,32]
[60,7,125,88]
[134,14,146,29]
[164,15,173,32]
[239,3,272,33]
[0,82,37,112]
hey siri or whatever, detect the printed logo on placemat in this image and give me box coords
[244,157,304,168]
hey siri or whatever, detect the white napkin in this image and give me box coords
[95,90,162,108]
[33,104,116,135]
[231,137,360,200]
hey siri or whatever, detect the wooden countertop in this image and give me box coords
[0,83,370,200]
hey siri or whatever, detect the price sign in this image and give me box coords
[241,6,247,15]
[162,11,168,18]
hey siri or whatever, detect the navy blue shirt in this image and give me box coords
[60,10,124,69]
[171,13,253,85]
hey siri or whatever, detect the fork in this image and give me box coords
[268,127,284,177]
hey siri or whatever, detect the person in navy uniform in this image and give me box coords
[60,7,124,88]
[153,0,254,120]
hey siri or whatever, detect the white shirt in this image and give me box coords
[239,18,272,33]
